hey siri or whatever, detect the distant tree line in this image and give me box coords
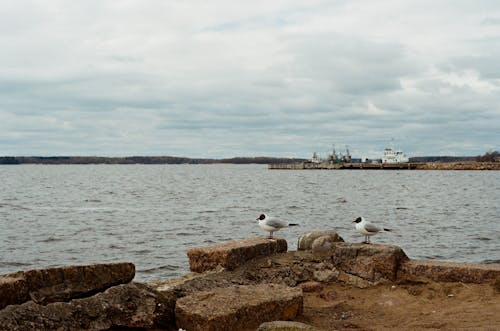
[0,156,307,165]
[409,156,475,163]
[2,152,498,165]
[475,151,500,162]
[409,151,499,163]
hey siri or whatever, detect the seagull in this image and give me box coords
[353,216,391,244]
[257,213,298,239]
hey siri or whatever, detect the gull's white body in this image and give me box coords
[353,216,390,243]
[257,213,297,238]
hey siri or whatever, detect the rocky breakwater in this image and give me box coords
[0,263,176,330]
[415,161,500,170]
[150,234,412,330]
[2,234,499,330]
[187,237,288,273]
[174,238,303,331]
[151,232,500,330]
[0,238,296,331]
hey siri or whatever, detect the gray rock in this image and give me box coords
[0,263,135,310]
[297,231,344,251]
[330,243,409,282]
[311,235,336,253]
[399,260,500,284]
[187,237,288,273]
[175,284,303,331]
[0,282,176,331]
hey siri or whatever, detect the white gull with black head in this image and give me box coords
[353,216,391,244]
[257,213,298,239]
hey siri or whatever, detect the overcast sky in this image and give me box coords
[1,1,499,159]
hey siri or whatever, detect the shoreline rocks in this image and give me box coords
[297,231,344,253]
[329,242,409,283]
[1,232,499,330]
[399,259,500,284]
[0,263,135,310]
[414,162,500,170]
[0,282,176,331]
[176,284,303,331]
[187,237,288,273]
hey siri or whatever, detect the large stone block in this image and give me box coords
[187,237,288,273]
[0,263,135,310]
[297,231,344,251]
[0,283,176,331]
[399,260,500,283]
[329,243,409,282]
[176,284,303,331]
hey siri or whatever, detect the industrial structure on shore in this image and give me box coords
[269,145,500,170]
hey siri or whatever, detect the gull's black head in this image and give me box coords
[353,217,363,223]
[257,214,266,221]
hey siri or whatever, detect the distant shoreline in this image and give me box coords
[0,155,494,165]
[269,161,500,170]
[0,156,307,165]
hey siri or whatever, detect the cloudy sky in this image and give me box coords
[1,1,499,159]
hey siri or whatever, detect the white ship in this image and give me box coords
[310,152,322,163]
[382,147,409,163]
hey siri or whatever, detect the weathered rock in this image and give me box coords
[329,243,409,283]
[0,282,176,331]
[165,243,408,293]
[258,321,323,330]
[311,236,337,253]
[175,284,303,331]
[297,231,344,251]
[337,271,374,288]
[228,251,319,287]
[399,260,500,284]
[151,267,253,299]
[297,281,323,293]
[0,263,135,310]
[312,268,339,283]
[187,237,288,273]
[493,278,500,293]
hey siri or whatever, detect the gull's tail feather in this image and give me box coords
[383,228,392,232]
[289,223,299,227]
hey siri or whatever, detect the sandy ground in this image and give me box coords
[295,281,500,331]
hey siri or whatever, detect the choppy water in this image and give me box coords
[1,164,499,281]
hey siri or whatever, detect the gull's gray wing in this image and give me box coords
[266,219,288,228]
[364,222,382,233]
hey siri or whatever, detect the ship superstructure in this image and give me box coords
[382,147,409,163]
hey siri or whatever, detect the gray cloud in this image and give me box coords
[0,1,499,158]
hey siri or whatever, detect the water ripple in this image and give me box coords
[0,164,499,281]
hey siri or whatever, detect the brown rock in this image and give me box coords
[399,260,500,284]
[493,278,500,293]
[312,269,339,283]
[187,237,287,273]
[297,231,344,251]
[329,243,409,283]
[0,263,135,310]
[0,282,176,331]
[258,320,323,330]
[311,236,337,253]
[298,281,323,293]
[337,271,374,288]
[175,284,303,331]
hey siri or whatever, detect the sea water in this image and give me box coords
[1,164,499,281]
